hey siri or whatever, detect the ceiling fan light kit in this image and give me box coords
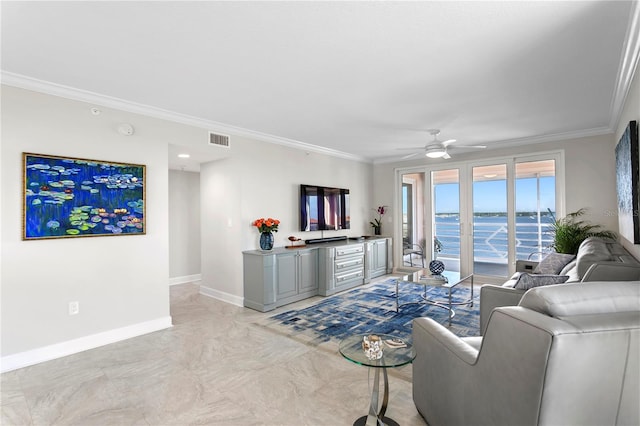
[425,146,447,158]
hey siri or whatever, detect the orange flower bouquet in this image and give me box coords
[252,217,280,233]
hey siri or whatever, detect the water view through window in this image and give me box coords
[433,160,556,276]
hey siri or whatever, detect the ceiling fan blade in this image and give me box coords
[401,152,421,160]
[442,152,451,159]
[448,145,487,150]
[441,139,457,146]
[397,147,427,151]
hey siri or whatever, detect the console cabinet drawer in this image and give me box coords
[336,245,364,258]
[335,269,364,284]
[335,256,364,271]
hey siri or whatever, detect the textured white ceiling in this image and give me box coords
[2,1,637,167]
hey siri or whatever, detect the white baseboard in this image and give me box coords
[0,316,173,373]
[199,285,244,307]
[169,274,202,286]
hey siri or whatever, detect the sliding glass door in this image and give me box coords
[472,164,508,276]
[432,169,461,273]
[398,154,560,278]
[515,159,556,261]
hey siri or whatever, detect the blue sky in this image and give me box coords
[431,177,556,213]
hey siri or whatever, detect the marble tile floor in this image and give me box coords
[1,277,429,426]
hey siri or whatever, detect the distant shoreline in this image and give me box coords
[435,211,555,217]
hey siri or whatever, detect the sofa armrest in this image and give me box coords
[479,284,526,335]
[516,259,539,273]
[581,262,640,281]
[413,317,479,364]
[412,317,480,425]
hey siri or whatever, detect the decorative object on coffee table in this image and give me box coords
[429,259,445,275]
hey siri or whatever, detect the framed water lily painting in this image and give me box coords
[22,153,146,240]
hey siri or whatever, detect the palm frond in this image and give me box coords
[546,208,616,254]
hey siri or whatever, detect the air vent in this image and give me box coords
[209,132,230,148]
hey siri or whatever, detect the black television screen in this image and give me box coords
[300,184,350,231]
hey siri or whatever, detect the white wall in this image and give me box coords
[199,136,373,304]
[615,61,640,257]
[168,170,201,281]
[0,86,205,369]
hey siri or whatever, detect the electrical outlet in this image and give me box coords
[68,301,79,315]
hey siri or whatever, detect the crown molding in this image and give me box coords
[609,0,640,131]
[0,71,370,164]
[483,126,613,148]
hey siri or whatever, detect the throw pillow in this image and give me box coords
[533,253,576,275]
[514,273,570,290]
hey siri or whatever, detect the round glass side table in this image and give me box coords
[339,334,415,426]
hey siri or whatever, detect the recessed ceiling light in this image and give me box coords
[484,174,497,178]
[178,154,190,158]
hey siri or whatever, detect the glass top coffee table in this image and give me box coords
[396,269,474,326]
[339,334,415,426]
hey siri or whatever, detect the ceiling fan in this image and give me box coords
[398,129,486,160]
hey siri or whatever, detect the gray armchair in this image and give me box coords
[412,281,640,426]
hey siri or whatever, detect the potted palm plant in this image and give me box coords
[548,208,616,254]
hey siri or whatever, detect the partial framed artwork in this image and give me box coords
[615,120,639,244]
[23,153,146,240]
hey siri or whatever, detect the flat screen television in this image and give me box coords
[300,184,350,231]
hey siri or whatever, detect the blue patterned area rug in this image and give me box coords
[257,279,480,346]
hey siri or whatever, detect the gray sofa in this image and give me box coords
[480,237,640,334]
[412,281,640,426]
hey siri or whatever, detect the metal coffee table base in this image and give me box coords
[395,272,474,326]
